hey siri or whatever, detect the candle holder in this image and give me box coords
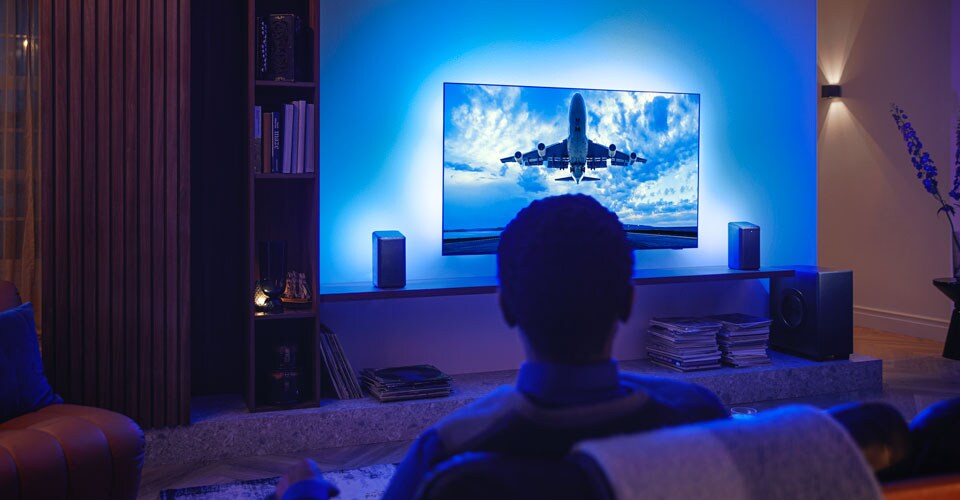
[256,240,286,314]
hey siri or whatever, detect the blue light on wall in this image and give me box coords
[318,0,816,285]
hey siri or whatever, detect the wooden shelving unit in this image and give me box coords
[244,0,321,412]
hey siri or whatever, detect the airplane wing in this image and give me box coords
[587,140,647,166]
[610,151,632,166]
[501,141,567,167]
[542,141,566,159]
[587,140,613,165]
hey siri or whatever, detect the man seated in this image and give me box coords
[278,194,728,499]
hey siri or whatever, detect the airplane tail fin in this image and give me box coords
[581,176,601,182]
[555,176,574,182]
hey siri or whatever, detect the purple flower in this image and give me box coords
[891,103,960,266]
[891,104,943,197]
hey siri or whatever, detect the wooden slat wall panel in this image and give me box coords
[41,0,191,428]
[122,0,139,421]
[178,0,191,426]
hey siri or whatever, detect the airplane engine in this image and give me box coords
[609,144,617,158]
[537,143,546,158]
[630,152,637,162]
[514,151,523,163]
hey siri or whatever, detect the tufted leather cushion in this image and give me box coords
[0,404,144,500]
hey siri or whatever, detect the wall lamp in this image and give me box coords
[821,85,842,99]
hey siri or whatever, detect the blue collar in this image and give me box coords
[516,359,626,407]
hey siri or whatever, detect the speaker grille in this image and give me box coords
[780,289,804,329]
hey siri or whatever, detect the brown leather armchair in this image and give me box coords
[0,281,145,499]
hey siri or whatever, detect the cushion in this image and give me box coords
[0,303,62,422]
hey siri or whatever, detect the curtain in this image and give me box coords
[0,0,40,329]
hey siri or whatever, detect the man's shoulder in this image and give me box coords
[432,385,522,447]
[619,372,727,419]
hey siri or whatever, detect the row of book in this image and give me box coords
[319,324,363,399]
[646,313,772,372]
[252,102,316,175]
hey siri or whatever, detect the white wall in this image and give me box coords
[818,0,959,341]
[318,0,816,373]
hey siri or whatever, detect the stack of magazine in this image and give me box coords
[646,317,723,372]
[707,313,773,368]
[360,364,452,402]
[319,324,363,399]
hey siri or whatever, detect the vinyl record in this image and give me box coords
[373,365,443,382]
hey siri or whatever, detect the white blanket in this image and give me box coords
[573,405,882,500]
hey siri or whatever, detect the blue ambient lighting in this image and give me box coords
[318,0,816,284]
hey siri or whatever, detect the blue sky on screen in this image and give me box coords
[442,83,700,231]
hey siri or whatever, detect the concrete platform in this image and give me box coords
[144,352,881,467]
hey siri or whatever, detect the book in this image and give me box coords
[255,17,268,79]
[282,103,294,173]
[290,102,299,173]
[271,112,280,173]
[252,106,262,173]
[705,313,773,368]
[706,313,773,331]
[647,351,722,372]
[262,112,272,173]
[305,103,315,173]
[268,14,298,81]
[646,316,722,372]
[649,317,724,333]
[296,100,306,173]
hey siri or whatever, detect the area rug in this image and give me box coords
[158,463,397,500]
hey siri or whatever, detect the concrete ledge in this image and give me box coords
[144,351,881,467]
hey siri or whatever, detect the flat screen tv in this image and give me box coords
[442,82,700,255]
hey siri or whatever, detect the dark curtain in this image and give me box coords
[0,0,41,330]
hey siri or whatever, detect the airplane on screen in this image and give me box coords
[500,92,647,184]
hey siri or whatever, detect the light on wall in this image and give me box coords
[821,85,842,99]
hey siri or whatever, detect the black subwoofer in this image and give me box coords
[770,266,853,361]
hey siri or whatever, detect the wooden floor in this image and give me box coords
[853,326,945,361]
[138,327,954,499]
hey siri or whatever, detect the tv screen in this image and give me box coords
[442,83,700,256]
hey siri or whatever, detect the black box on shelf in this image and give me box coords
[728,221,760,270]
[373,231,406,289]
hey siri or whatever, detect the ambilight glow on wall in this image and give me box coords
[442,83,700,255]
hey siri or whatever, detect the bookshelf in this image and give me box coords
[245,0,321,412]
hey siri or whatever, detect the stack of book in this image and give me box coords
[707,313,773,368]
[646,317,723,372]
[318,324,363,399]
[253,102,316,175]
[360,364,452,402]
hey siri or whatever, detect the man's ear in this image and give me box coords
[618,285,634,323]
[499,291,517,327]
